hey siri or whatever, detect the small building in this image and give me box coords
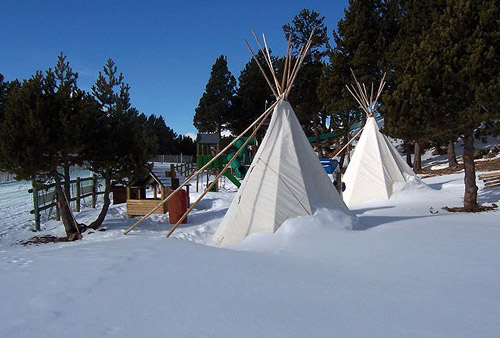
[126,163,189,218]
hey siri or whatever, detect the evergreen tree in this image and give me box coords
[334,0,383,82]
[318,1,385,162]
[193,55,236,136]
[0,74,8,121]
[176,135,196,156]
[427,0,500,209]
[382,0,445,172]
[385,0,500,208]
[147,115,178,154]
[85,59,157,229]
[329,0,385,126]
[0,54,95,240]
[283,9,329,155]
[283,9,329,62]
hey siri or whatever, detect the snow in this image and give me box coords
[1,170,500,337]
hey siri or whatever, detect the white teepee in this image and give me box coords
[342,73,419,207]
[213,31,351,247]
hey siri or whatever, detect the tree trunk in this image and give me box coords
[406,152,413,167]
[313,112,323,158]
[413,141,422,173]
[89,173,112,230]
[339,130,350,169]
[462,130,478,210]
[63,160,71,202]
[447,140,458,168]
[52,171,81,240]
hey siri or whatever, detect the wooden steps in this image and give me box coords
[479,171,500,189]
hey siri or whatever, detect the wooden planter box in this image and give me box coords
[127,199,167,218]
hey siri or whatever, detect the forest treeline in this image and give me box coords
[194,1,500,210]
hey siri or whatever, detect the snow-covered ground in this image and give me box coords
[1,168,499,338]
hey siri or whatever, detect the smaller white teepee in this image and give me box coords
[342,73,420,207]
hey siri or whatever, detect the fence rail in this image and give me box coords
[29,176,105,231]
[152,154,194,164]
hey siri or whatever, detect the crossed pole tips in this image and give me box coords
[123,28,317,237]
[346,70,386,118]
[332,72,388,159]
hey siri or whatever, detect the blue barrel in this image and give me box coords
[319,159,339,174]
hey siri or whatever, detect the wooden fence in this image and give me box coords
[152,154,194,164]
[29,176,105,231]
[0,171,16,183]
[174,162,197,177]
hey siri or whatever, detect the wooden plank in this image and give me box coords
[484,182,500,189]
[484,180,500,188]
[481,176,500,182]
[478,172,500,179]
[126,199,167,217]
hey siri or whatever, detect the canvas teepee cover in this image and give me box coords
[213,99,349,247]
[213,31,350,247]
[342,116,417,207]
[342,74,418,207]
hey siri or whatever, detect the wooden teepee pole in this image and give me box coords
[347,70,387,118]
[262,33,283,94]
[346,84,370,116]
[285,37,313,99]
[331,125,365,159]
[166,100,274,238]
[281,34,292,90]
[244,39,279,98]
[123,100,280,235]
[250,30,282,94]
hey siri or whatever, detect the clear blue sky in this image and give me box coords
[1,1,349,136]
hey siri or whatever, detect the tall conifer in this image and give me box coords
[193,55,236,136]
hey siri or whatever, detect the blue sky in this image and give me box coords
[2,1,349,136]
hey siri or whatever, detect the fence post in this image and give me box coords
[91,174,97,208]
[31,181,41,231]
[75,177,81,212]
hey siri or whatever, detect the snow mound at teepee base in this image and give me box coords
[231,205,359,253]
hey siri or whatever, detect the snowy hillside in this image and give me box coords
[1,168,499,337]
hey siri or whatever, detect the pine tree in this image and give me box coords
[428,0,500,209]
[283,9,329,62]
[318,1,385,162]
[193,55,236,136]
[147,114,178,154]
[283,9,329,155]
[382,0,446,172]
[0,74,8,121]
[85,59,157,229]
[174,135,196,156]
[333,0,384,87]
[0,54,95,240]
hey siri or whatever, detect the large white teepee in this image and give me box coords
[214,99,349,246]
[213,31,351,247]
[342,73,419,207]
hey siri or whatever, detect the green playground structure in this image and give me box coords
[226,136,255,180]
[196,136,255,189]
[308,116,384,143]
[196,154,240,188]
